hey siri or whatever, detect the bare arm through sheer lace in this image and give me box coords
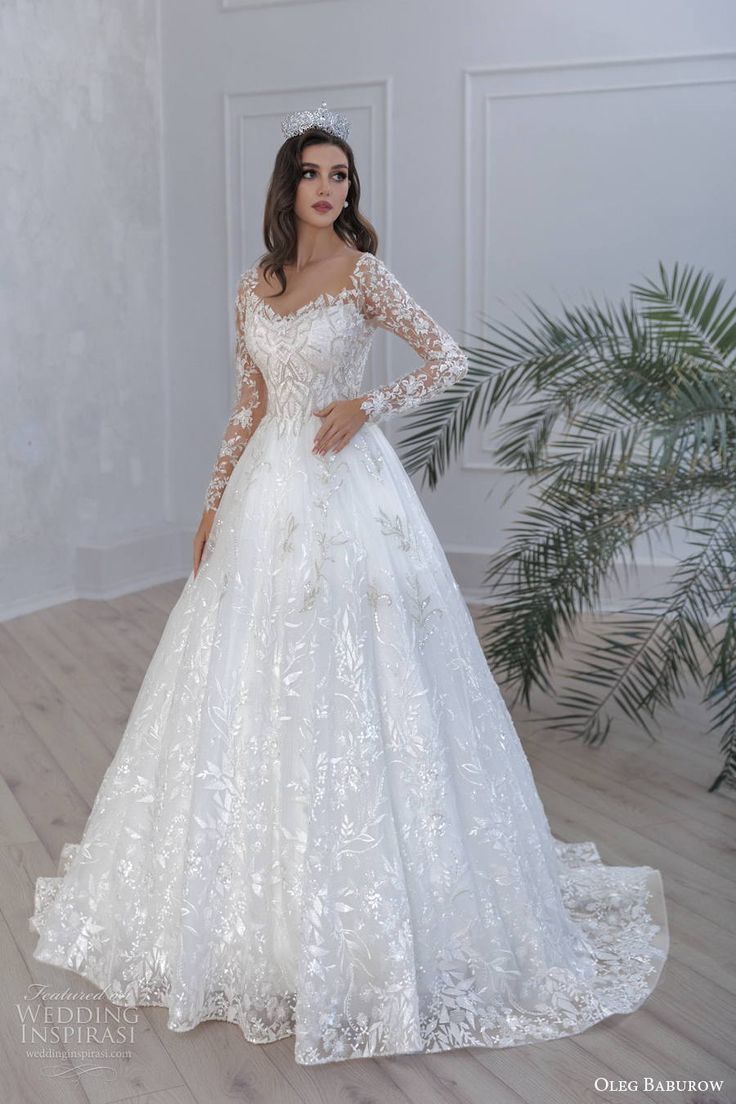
[356,254,468,423]
[204,276,268,513]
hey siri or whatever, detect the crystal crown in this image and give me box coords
[280,100,351,143]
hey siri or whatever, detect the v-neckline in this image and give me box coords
[247,251,370,322]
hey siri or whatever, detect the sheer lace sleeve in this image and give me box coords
[203,271,267,513]
[356,253,468,423]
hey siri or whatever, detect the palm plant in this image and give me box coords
[396,263,736,793]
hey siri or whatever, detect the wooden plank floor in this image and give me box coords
[1,580,734,1104]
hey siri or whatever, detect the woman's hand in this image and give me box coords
[193,507,216,577]
[312,397,369,455]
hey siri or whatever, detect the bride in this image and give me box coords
[29,101,669,1067]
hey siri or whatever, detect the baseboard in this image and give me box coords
[0,524,194,623]
[1,535,681,623]
[445,546,678,611]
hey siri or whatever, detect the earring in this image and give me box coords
[343,201,348,208]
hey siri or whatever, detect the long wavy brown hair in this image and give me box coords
[257,128,379,298]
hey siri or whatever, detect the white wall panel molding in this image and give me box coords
[462,51,736,473]
[221,0,356,12]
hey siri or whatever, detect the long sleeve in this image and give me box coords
[356,254,468,423]
[203,273,267,513]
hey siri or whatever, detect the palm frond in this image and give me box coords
[396,261,736,790]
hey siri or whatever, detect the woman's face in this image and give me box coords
[294,142,350,228]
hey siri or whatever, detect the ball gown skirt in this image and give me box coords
[29,409,668,1065]
[29,252,669,1065]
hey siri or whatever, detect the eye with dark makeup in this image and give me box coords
[301,169,347,181]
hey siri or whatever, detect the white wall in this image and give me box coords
[3,1,735,618]
[1,0,165,618]
[162,0,736,603]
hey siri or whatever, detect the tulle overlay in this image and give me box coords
[30,413,668,1064]
[30,253,668,1064]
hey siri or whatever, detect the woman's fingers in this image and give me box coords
[312,400,368,453]
[314,415,350,453]
[314,427,337,453]
[193,530,206,576]
[332,430,352,452]
[193,509,216,577]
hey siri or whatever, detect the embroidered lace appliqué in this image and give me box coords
[204,278,267,512]
[203,252,468,514]
[30,251,668,1068]
[354,254,468,422]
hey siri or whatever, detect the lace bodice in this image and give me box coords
[204,251,468,512]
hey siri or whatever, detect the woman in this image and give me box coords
[30,102,669,1067]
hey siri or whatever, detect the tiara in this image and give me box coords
[280,100,351,143]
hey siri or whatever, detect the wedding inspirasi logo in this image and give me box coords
[18,983,139,1080]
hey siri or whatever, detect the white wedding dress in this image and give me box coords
[29,250,669,1066]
